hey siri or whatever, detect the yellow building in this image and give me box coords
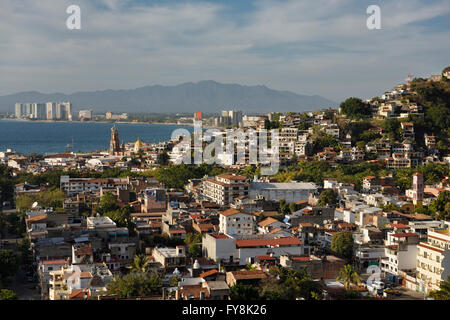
[134,138,143,152]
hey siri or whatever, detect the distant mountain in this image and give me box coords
[0,81,336,114]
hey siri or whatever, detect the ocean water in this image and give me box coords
[0,120,193,155]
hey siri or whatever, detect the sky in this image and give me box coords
[1,0,449,103]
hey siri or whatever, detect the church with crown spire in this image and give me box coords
[109,125,124,155]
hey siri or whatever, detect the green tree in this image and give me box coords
[15,188,65,211]
[339,97,371,119]
[331,231,354,260]
[169,276,180,287]
[279,199,289,215]
[336,264,361,291]
[130,254,149,273]
[158,151,170,166]
[103,206,131,228]
[98,192,120,214]
[108,272,162,298]
[259,277,285,300]
[0,165,14,203]
[184,232,202,247]
[229,283,260,300]
[429,191,450,221]
[17,238,31,265]
[428,276,450,300]
[0,250,19,287]
[0,289,18,300]
[318,189,338,206]
[381,118,401,141]
[188,244,201,258]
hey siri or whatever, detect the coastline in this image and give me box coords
[0,118,194,126]
[0,118,220,129]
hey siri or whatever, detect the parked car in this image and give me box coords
[383,289,401,297]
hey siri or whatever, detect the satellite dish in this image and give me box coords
[32,202,39,209]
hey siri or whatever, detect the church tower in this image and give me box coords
[109,125,121,155]
[412,172,424,207]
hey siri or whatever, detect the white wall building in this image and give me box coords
[219,209,256,236]
[249,181,317,203]
[416,227,450,294]
[381,231,419,277]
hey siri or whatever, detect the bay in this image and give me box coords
[0,120,193,155]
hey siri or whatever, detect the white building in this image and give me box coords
[202,233,304,265]
[249,181,317,203]
[381,231,419,277]
[79,109,93,119]
[257,217,288,234]
[87,216,117,229]
[60,175,129,196]
[48,263,112,300]
[219,209,256,236]
[416,227,450,294]
[152,246,186,268]
[202,174,249,206]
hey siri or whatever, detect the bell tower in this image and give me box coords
[109,125,121,155]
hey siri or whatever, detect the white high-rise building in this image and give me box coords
[56,102,72,120]
[31,103,46,119]
[220,109,243,126]
[15,103,26,118]
[46,102,57,120]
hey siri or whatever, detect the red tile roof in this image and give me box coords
[41,259,68,265]
[255,255,276,261]
[218,174,247,180]
[26,214,47,223]
[391,224,409,229]
[211,234,230,239]
[291,256,312,262]
[220,209,241,217]
[199,269,218,278]
[392,232,418,238]
[235,237,302,248]
[258,217,279,227]
[229,270,267,280]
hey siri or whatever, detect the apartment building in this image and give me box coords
[381,231,419,279]
[48,263,112,300]
[202,233,304,265]
[219,209,255,236]
[386,153,411,169]
[202,174,249,206]
[60,175,129,196]
[416,228,450,294]
[249,181,317,203]
[152,246,187,268]
[279,127,298,142]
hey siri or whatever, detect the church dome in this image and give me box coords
[134,138,143,150]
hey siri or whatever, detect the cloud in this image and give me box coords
[0,0,449,103]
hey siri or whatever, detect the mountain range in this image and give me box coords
[0,80,336,114]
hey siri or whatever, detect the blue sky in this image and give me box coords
[1,0,449,104]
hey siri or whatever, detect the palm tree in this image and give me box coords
[130,254,149,273]
[336,264,361,291]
